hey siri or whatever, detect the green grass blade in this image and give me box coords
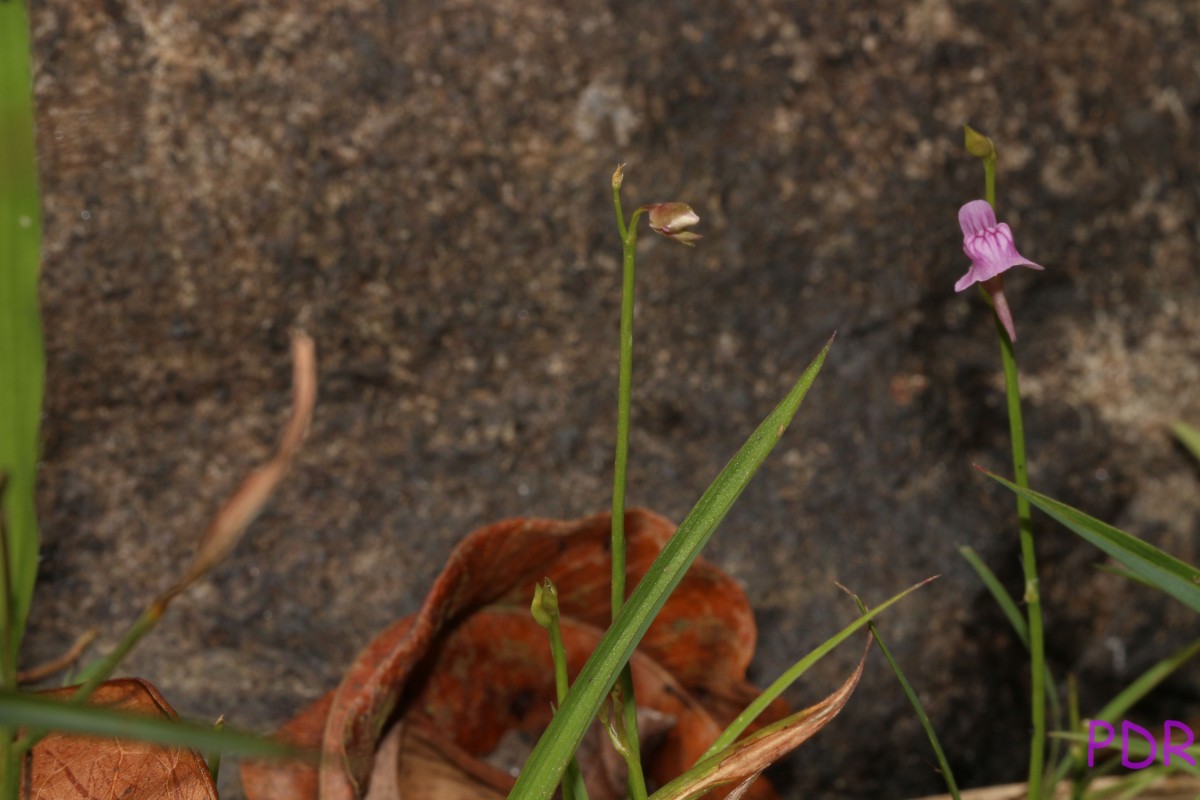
[960,543,1067,793]
[702,576,935,761]
[0,0,45,666]
[1093,638,1200,726]
[982,471,1200,613]
[507,337,833,800]
[959,546,1028,646]
[1173,421,1200,463]
[847,592,960,800]
[1093,562,1158,591]
[0,689,307,762]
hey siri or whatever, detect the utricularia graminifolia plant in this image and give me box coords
[959,124,1050,800]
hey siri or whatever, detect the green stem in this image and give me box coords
[612,176,628,241]
[612,220,636,623]
[997,299,1045,800]
[538,581,586,800]
[611,683,648,800]
[14,600,164,753]
[548,624,569,707]
[984,154,996,210]
[974,135,1045,800]
[609,184,647,800]
[1067,674,1085,800]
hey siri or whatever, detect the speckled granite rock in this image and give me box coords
[24,1,1200,797]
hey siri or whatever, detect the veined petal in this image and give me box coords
[958,199,998,237]
[955,200,1044,293]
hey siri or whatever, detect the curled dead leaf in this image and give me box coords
[242,509,789,800]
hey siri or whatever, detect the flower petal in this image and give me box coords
[958,199,998,237]
[954,201,1044,292]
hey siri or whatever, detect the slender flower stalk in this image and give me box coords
[963,124,1046,800]
[609,165,647,800]
[608,165,700,800]
[610,163,636,623]
[532,579,587,800]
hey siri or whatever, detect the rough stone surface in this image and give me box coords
[24,1,1200,797]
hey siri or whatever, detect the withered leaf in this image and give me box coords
[652,635,873,800]
[243,509,787,800]
[26,678,218,800]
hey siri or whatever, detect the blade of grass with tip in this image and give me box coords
[701,576,935,761]
[1173,421,1200,463]
[0,0,45,673]
[848,592,960,800]
[959,546,1028,646]
[982,471,1200,614]
[507,337,832,800]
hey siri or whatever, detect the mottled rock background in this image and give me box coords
[24,1,1200,797]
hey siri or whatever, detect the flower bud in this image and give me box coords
[964,124,996,160]
[530,577,559,628]
[646,202,702,246]
[612,163,626,191]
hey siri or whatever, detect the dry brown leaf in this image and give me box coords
[242,509,788,800]
[17,629,97,684]
[25,679,218,800]
[722,771,763,800]
[167,330,316,602]
[363,723,511,800]
[651,635,873,800]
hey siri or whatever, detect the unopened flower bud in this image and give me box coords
[646,202,702,247]
[964,124,996,160]
[612,163,626,191]
[530,577,559,628]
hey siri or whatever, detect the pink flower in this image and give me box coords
[956,200,1044,341]
[646,203,702,246]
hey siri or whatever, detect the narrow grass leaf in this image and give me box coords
[1093,638,1200,726]
[651,636,870,800]
[847,591,960,800]
[0,689,306,761]
[0,0,46,666]
[959,546,1028,646]
[507,337,833,800]
[1173,421,1200,464]
[1094,562,1158,592]
[703,576,935,760]
[982,470,1200,614]
[959,544,1066,784]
